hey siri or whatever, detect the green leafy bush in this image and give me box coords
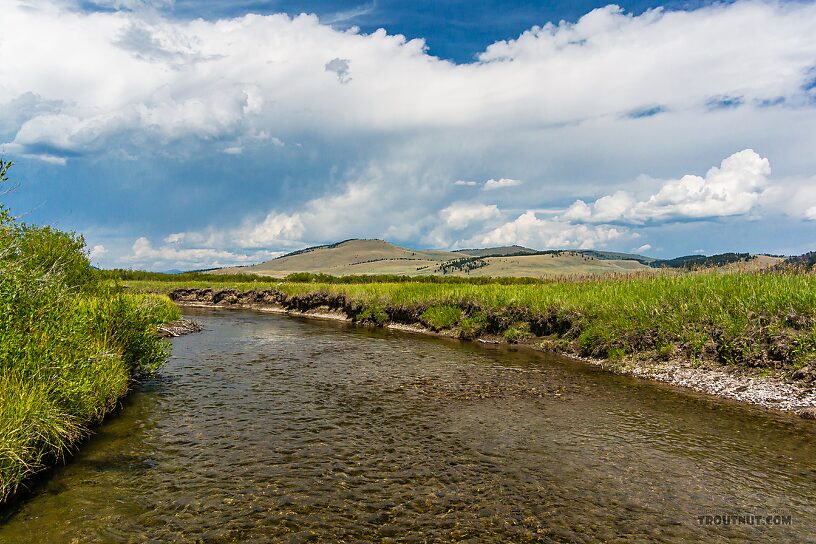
[459,312,488,339]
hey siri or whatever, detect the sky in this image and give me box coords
[1,0,816,271]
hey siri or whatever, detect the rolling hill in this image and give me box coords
[215,239,783,278]
[216,239,658,278]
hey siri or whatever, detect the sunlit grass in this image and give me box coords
[127,271,816,367]
[1,167,179,502]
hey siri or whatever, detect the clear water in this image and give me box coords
[1,308,814,543]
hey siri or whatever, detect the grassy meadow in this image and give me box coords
[126,270,816,372]
[1,161,179,502]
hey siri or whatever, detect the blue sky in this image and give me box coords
[82,0,732,63]
[2,0,816,270]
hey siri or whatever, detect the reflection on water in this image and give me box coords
[1,308,815,543]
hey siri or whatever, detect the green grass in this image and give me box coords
[1,160,178,502]
[420,305,462,330]
[128,270,816,368]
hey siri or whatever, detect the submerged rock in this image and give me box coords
[791,365,815,382]
[796,407,816,420]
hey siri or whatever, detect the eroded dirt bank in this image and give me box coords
[168,287,816,419]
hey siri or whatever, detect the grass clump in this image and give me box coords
[503,322,531,344]
[355,304,388,325]
[459,312,488,339]
[0,160,177,502]
[420,305,462,331]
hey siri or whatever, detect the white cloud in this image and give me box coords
[563,149,770,224]
[440,202,500,230]
[634,243,652,253]
[475,211,625,249]
[88,244,107,260]
[171,179,385,251]
[805,206,816,221]
[483,178,523,191]
[3,1,816,268]
[5,1,816,164]
[222,146,242,155]
[126,236,282,269]
[87,0,173,10]
[233,212,306,248]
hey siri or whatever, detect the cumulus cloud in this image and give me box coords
[233,212,306,248]
[86,0,173,10]
[126,237,282,269]
[5,1,816,165]
[88,244,107,260]
[483,178,523,191]
[454,180,478,186]
[806,206,816,221]
[440,202,500,230]
[563,149,770,224]
[475,211,625,249]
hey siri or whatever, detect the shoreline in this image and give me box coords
[172,296,816,420]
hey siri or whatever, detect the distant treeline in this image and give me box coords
[649,253,752,270]
[99,269,549,285]
[436,256,489,275]
[778,252,816,271]
[475,249,654,265]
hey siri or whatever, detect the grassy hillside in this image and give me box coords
[0,161,178,502]
[218,239,461,277]
[460,253,650,277]
[453,245,539,257]
[219,239,655,278]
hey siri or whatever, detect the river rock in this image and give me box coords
[796,407,816,420]
[791,365,815,382]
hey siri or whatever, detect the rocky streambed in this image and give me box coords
[167,287,816,418]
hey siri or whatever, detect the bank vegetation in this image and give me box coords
[128,269,816,382]
[0,160,179,502]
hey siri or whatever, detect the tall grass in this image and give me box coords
[129,270,816,368]
[1,161,178,502]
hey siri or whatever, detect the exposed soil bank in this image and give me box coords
[168,287,816,419]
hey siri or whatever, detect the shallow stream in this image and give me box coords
[1,308,814,543]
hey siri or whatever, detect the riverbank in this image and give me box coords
[1,159,185,503]
[0,292,183,503]
[158,277,816,418]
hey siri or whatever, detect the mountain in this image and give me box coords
[215,239,657,278]
[454,245,539,257]
[218,239,461,277]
